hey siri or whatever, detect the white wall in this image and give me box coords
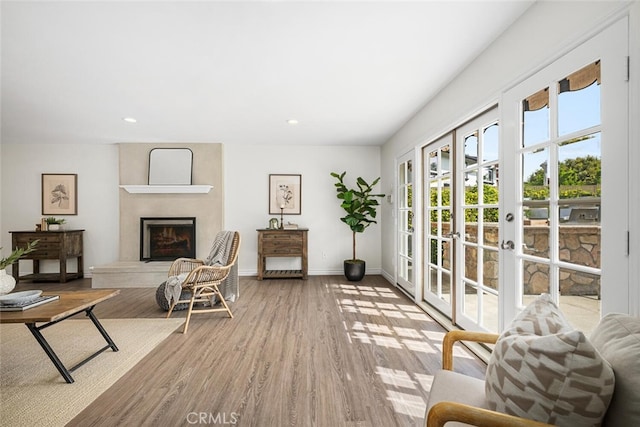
[381,1,639,312]
[224,144,383,276]
[0,142,384,277]
[1,143,119,275]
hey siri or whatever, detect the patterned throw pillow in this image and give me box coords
[485,294,615,427]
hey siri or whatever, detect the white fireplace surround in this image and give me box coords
[92,143,224,288]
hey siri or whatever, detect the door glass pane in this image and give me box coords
[428,263,438,294]
[558,224,600,268]
[399,186,407,208]
[429,151,438,177]
[484,217,499,248]
[523,203,549,257]
[483,249,499,291]
[481,290,498,332]
[399,231,408,256]
[484,208,499,228]
[441,269,451,304]
[441,146,451,174]
[464,209,478,237]
[399,211,408,234]
[558,61,601,136]
[482,166,497,188]
[465,172,478,200]
[441,177,451,206]
[483,178,499,204]
[559,267,600,332]
[558,133,601,199]
[523,260,550,302]
[464,244,477,281]
[523,87,550,147]
[523,148,550,201]
[463,282,477,321]
[465,132,478,167]
[483,123,499,163]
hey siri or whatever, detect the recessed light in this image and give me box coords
[123,117,137,123]
[286,119,299,125]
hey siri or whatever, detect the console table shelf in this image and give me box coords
[257,229,308,280]
[10,230,84,283]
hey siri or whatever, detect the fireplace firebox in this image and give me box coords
[140,217,196,261]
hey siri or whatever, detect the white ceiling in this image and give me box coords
[1,1,533,146]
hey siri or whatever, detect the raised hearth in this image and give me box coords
[91,261,173,288]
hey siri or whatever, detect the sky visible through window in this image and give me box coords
[523,81,600,184]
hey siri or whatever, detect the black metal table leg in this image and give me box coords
[26,322,75,383]
[85,307,119,352]
[24,306,119,383]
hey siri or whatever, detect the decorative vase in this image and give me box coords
[0,269,16,295]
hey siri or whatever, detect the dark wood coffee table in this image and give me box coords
[0,289,120,383]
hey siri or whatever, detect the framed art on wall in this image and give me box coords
[42,173,78,215]
[269,174,301,215]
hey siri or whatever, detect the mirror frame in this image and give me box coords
[148,148,193,185]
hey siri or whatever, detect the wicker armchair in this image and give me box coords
[166,231,240,333]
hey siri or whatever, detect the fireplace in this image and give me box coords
[140,217,196,261]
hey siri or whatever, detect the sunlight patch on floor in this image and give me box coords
[376,367,419,389]
[385,390,427,418]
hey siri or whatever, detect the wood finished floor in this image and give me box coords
[14,276,486,427]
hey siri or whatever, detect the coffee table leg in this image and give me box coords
[86,307,119,352]
[26,322,75,383]
[25,307,119,384]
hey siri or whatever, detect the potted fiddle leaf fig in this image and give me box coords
[331,171,384,281]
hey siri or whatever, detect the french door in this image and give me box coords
[423,133,455,319]
[422,108,500,332]
[396,152,415,296]
[500,18,629,331]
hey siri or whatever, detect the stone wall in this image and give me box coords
[435,223,600,296]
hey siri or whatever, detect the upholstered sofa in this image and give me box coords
[425,295,640,427]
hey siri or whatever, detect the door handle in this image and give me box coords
[444,231,460,239]
[500,240,515,250]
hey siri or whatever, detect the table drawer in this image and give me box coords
[28,250,61,259]
[13,234,62,246]
[263,243,302,255]
[261,233,303,243]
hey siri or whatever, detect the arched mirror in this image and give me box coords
[148,148,193,185]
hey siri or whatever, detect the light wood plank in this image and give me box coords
[13,276,486,426]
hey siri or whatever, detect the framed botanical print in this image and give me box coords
[269,174,301,215]
[42,173,78,215]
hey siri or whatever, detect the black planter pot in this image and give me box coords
[344,260,366,281]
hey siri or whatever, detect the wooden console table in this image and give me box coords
[10,230,84,283]
[257,229,308,280]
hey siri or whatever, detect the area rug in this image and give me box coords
[0,318,184,426]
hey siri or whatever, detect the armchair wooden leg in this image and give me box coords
[182,293,197,334]
[214,285,233,318]
[219,296,233,318]
[166,303,176,318]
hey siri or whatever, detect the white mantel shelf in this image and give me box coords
[120,185,213,194]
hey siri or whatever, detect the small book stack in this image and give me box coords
[0,295,59,311]
[283,222,299,230]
